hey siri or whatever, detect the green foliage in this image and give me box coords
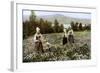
[71,21,79,31]
[23,31,91,62]
[53,19,59,32]
[23,11,90,39]
[23,43,91,62]
[71,21,74,30]
[74,22,79,31]
[70,21,91,31]
[29,10,36,21]
[79,23,82,31]
[23,11,64,39]
[59,24,64,32]
[53,19,64,33]
[85,24,91,30]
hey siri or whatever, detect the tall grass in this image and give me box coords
[23,31,91,62]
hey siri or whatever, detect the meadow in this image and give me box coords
[23,31,91,62]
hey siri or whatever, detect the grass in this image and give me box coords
[23,31,91,62]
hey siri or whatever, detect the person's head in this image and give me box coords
[68,27,72,30]
[36,27,40,34]
[63,29,66,33]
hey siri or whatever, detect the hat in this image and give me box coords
[36,27,40,32]
[63,29,66,33]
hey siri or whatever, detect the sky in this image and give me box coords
[23,10,91,19]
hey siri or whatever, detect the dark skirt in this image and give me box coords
[35,41,44,53]
[63,36,68,45]
[68,35,74,43]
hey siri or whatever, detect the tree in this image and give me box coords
[39,18,45,33]
[59,24,64,32]
[79,23,83,31]
[71,21,74,30]
[71,21,79,31]
[54,19,59,32]
[44,20,54,33]
[29,10,36,21]
[23,21,29,39]
[74,22,79,31]
[86,24,91,30]
[83,24,87,30]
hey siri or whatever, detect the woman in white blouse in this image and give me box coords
[33,27,44,53]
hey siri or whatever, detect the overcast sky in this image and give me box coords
[23,10,91,19]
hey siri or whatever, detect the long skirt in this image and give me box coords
[68,35,74,43]
[63,37,68,45]
[35,41,44,53]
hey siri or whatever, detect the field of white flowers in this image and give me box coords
[23,31,91,62]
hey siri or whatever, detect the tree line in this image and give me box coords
[70,21,91,31]
[23,11,64,39]
[23,11,91,39]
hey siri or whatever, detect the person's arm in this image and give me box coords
[68,30,70,36]
[71,29,74,36]
[33,34,39,42]
[40,34,45,42]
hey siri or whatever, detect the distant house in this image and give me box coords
[52,23,71,29]
[63,24,71,29]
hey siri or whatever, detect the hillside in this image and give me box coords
[23,14,91,25]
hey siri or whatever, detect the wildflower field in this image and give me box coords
[23,31,91,62]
